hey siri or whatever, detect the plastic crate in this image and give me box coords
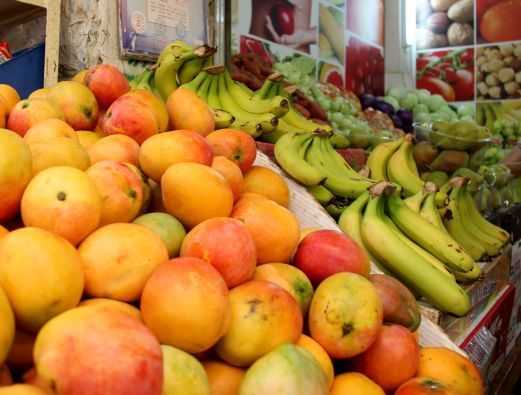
[0,43,45,99]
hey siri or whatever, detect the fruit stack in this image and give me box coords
[0,40,487,395]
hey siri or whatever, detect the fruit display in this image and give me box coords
[477,100,521,144]
[416,0,475,49]
[476,43,521,100]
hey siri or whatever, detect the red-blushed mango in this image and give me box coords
[0,102,6,129]
[0,286,15,365]
[88,134,140,166]
[125,89,169,132]
[0,129,32,223]
[7,99,64,136]
[0,385,48,395]
[24,118,77,144]
[253,263,313,314]
[28,137,91,175]
[355,325,420,391]
[0,364,12,386]
[33,306,163,395]
[242,166,289,206]
[124,163,151,215]
[161,345,211,395]
[85,64,130,109]
[0,227,84,332]
[76,130,101,149]
[330,373,385,395]
[0,84,20,114]
[294,230,370,285]
[139,130,213,182]
[211,156,244,201]
[0,226,7,238]
[6,330,35,370]
[78,298,142,322]
[79,223,168,302]
[86,160,143,225]
[28,88,50,101]
[216,280,303,367]
[167,87,214,136]
[309,272,383,359]
[237,343,328,395]
[102,94,158,144]
[396,377,459,395]
[134,212,186,258]
[231,196,300,264]
[203,360,245,395]
[48,81,99,130]
[417,348,484,395]
[21,166,102,246]
[161,162,234,228]
[206,129,257,173]
[141,257,230,354]
[181,217,257,288]
[296,335,334,389]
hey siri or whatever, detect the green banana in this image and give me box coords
[154,51,196,100]
[387,136,425,196]
[420,193,446,231]
[367,138,403,181]
[157,40,194,63]
[253,79,276,100]
[261,118,301,144]
[387,193,475,273]
[307,185,335,205]
[283,104,332,133]
[453,262,482,283]
[178,47,215,85]
[361,190,471,316]
[213,109,235,129]
[181,71,208,93]
[195,74,212,101]
[274,132,325,186]
[206,74,223,109]
[230,119,263,138]
[444,187,487,261]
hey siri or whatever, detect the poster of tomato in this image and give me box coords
[477,0,521,43]
[416,48,474,102]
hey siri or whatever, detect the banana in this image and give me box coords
[283,104,332,133]
[306,136,374,198]
[444,187,487,261]
[453,262,482,283]
[194,74,212,101]
[206,74,223,109]
[213,109,235,129]
[230,119,263,138]
[387,193,475,273]
[154,48,198,100]
[223,71,289,117]
[261,118,300,144]
[274,132,325,186]
[157,40,194,63]
[387,136,425,196]
[361,189,471,316]
[404,189,428,213]
[420,193,446,231]
[181,71,208,93]
[307,185,335,205]
[367,138,403,181]
[253,79,276,100]
[178,46,216,84]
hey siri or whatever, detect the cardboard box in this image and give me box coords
[457,285,516,384]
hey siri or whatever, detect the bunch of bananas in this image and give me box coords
[275,132,376,207]
[130,40,216,100]
[477,101,521,142]
[367,135,425,196]
[337,178,510,315]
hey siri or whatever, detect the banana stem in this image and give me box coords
[370,182,395,197]
[204,65,225,74]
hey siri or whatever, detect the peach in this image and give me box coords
[309,273,383,359]
[0,286,15,365]
[21,166,102,245]
[33,306,163,395]
[161,345,211,395]
[76,130,101,149]
[211,156,243,201]
[231,196,300,264]
[167,87,214,136]
[88,134,140,165]
[0,385,48,395]
[28,137,91,175]
[207,129,257,173]
[297,335,334,389]
[79,223,168,301]
[134,212,186,258]
[7,99,64,136]
[6,330,35,369]
[86,160,144,225]
[139,130,213,181]
[78,298,142,322]
[216,280,303,367]
[203,360,245,395]
[161,163,234,228]
[0,227,84,332]
[103,94,158,144]
[181,217,257,288]
[294,230,370,285]
[242,166,290,206]
[85,64,130,109]
[48,81,99,130]
[253,263,313,314]
[141,257,230,354]
[125,89,169,132]
[0,84,20,114]
[0,129,32,223]
[24,119,78,144]
[330,373,385,395]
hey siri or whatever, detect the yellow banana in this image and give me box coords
[387,136,425,196]
[367,138,403,181]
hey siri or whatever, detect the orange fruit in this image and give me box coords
[242,166,290,206]
[203,360,245,395]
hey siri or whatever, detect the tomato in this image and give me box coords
[459,49,474,65]
[417,56,440,71]
[396,377,458,395]
[453,69,474,101]
[271,2,295,35]
[417,76,456,102]
[442,66,458,83]
[480,1,521,42]
[424,68,441,78]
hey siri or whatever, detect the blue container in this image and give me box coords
[0,43,45,99]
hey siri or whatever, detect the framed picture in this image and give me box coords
[119,0,208,61]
